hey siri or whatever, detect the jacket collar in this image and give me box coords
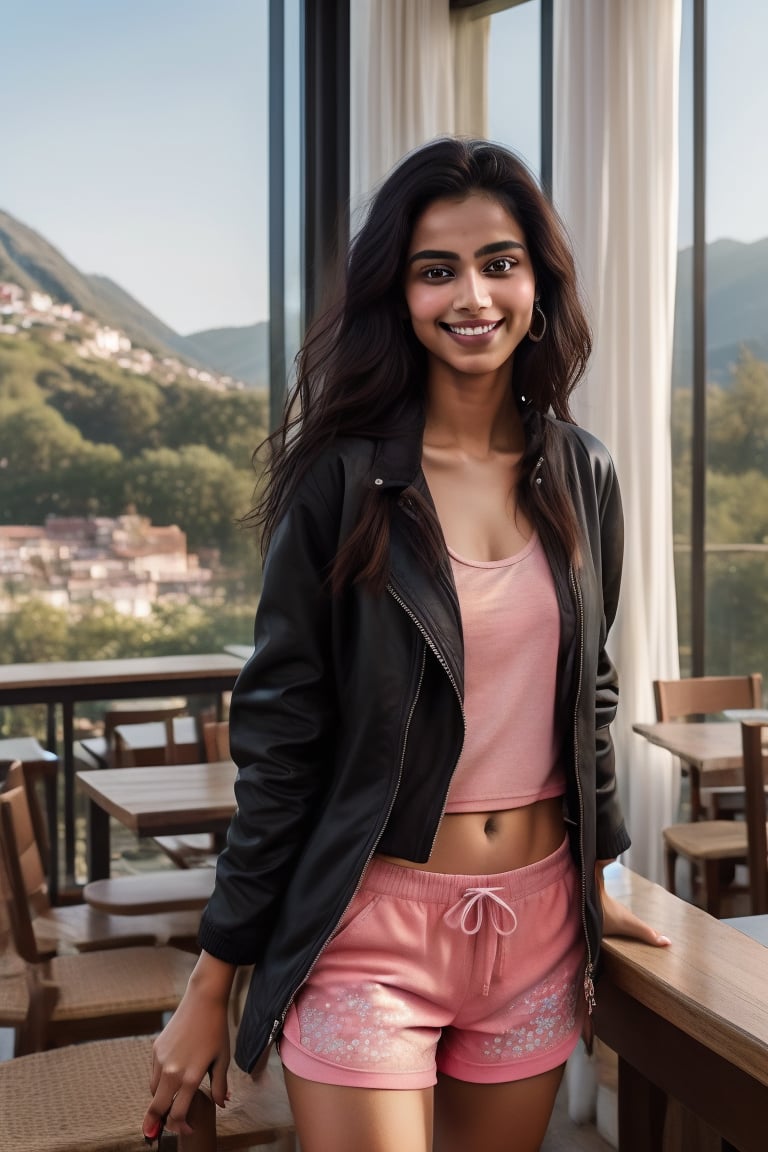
[368,408,425,493]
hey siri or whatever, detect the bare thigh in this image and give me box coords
[433,1064,566,1152]
[284,1068,433,1152]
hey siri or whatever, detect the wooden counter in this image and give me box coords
[597,863,768,1150]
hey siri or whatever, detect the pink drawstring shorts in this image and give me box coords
[280,837,585,1089]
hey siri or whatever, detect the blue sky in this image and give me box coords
[2,0,268,334]
[2,0,766,335]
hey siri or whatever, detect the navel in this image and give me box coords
[483,814,499,837]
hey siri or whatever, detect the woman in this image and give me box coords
[144,137,669,1152]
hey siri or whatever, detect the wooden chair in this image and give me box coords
[0,736,59,901]
[0,1034,296,1151]
[0,763,200,957]
[741,720,768,915]
[0,826,196,1054]
[151,718,230,870]
[654,673,763,819]
[661,715,768,919]
[202,719,231,762]
[77,702,191,770]
[662,812,749,917]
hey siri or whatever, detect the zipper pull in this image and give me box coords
[583,962,596,1015]
[397,494,419,520]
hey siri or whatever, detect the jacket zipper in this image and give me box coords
[387,582,467,856]
[267,640,429,1046]
[569,563,595,1013]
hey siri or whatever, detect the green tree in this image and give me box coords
[0,599,69,661]
[707,351,768,477]
[125,445,255,557]
[47,370,163,457]
[161,383,266,467]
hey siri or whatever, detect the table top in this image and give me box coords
[223,644,253,661]
[83,867,216,914]
[76,760,237,834]
[602,863,768,1086]
[632,720,746,773]
[0,653,244,693]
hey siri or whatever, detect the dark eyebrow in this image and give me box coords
[408,240,525,264]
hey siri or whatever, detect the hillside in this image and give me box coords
[3,205,765,392]
[182,324,268,386]
[0,208,267,387]
[673,236,768,386]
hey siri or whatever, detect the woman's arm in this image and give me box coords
[143,951,236,1139]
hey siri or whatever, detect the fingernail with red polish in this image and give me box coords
[143,1119,161,1142]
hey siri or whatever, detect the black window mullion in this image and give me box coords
[691,0,707,675]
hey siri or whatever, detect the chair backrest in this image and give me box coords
[202,720,230,762]
[0,750,51,874]
[113,716,179,768]
[103,705,188,767]
[654,674,763,721]
[0,769,47,963]
[741,720,768,915]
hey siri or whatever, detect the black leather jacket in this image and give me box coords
[199,416,630,1073]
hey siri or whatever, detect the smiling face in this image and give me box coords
[404,192,537,388]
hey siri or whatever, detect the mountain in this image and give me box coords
[181,324,268,386]
[4,206,765,393]
[83,273,198,363]
[0,208,267,386]
[673,236,768,386]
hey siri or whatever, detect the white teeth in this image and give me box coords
[448,322,498,336]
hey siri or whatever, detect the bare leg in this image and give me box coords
[284,1068,433,1152]
[433,1064,565,1152]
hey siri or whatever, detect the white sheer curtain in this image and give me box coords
[350,0,488,220]
[553,0,682,882]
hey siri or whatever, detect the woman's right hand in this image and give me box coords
[143,952,236,1140]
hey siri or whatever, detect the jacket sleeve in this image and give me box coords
[593,449,631,860]
[198,466,340,965]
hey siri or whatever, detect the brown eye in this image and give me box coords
[485,257,516,274]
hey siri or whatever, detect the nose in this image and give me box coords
[453,269,491,313]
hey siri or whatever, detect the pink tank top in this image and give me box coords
[444,531,564,812]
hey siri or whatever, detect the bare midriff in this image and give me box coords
[376,794,565,875]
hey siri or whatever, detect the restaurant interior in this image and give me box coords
[1,1,767,1149]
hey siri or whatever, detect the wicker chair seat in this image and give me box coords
[0,950,30,1026]
[42,945,195,1020]
[0,1035,295,1152]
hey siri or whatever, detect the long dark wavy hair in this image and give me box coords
[253,137,592,593]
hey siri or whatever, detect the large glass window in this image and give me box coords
[487,1,541,178]
[673,0,768,689]
[0,1,268,673]
[703,0,768,684]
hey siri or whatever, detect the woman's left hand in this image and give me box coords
[596,862,671,948]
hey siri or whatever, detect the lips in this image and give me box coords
[440,320,503,337]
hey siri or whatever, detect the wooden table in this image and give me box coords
[76,759,237,881]
[632,720,748,786]
[83,867,216,914]
[0,654,243,883]
[223,644,254,661]
[597,863,768,1151]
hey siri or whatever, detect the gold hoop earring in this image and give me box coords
[528,301,547,343]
